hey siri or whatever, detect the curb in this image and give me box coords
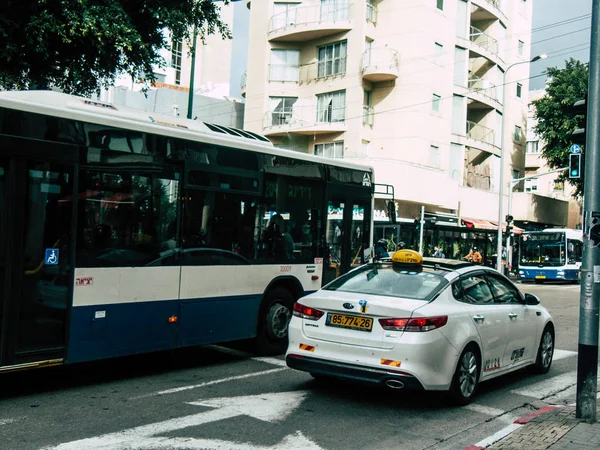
[465,405,559,449]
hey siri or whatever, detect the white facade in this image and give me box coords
[242,0,536,224]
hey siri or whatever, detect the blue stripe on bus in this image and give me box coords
[66,294,262,364]
[519,268,579,281]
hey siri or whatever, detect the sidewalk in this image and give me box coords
[466,405,600,449]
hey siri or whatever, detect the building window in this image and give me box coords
[516,83,522,98]
[512,170,520,180]
[436,0,444,11]
[432,94,441,112]
[320,0,350,22]
[366,0,376,22]
[315,142,344,159]
[518,40,524,55]
[272,2,299,30]
[554,180,565,192]
[318,41,347,78]
[525,178,538,192]
[514,125,522,141]
[317,90,346,123]
[363,90,373,126]
[435,42,444,64]
[270,49,300,82]
[526,140,540,154]
[269,97,298,126]
[360,140,370,157]
[429,145,440,168]
[171,40,183,85]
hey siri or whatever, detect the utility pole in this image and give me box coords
[187,25,198,120]
[576,0,600,423]
[418,206,425,255]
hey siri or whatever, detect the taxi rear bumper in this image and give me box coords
[286,353,425,390]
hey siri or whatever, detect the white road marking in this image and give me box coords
[45,391,316,450]
[131,367,286,399]
[553,349,578,361]
[473,423,522,448]
[464,404,506,417]
[252,357,287,367]
[511,371,578,399]
[0,417,21,426]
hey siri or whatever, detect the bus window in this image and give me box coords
[568,239,583,264]
[76,171,180,267]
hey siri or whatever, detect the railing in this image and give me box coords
[263,104,347,129]
[468,76,498,102]
[469,26,499,56]
[269,64,300,82]
[366,2,377,23]
[362,48,400,74]
[240,70,247,90]
[466,120,496,146]
[295,59,348,83]
[269,3,352,33]
[362,106,374,126]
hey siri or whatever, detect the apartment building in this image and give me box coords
[242,0,552,237]
[516,89,582,230]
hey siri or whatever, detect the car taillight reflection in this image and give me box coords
[293,302,325,321]
[379,316,448,332]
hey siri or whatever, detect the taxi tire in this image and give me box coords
[448,344,480,406]
[255,287,294,356]
[531,326,554,375]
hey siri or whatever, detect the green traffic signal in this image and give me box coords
[569,153,582,179]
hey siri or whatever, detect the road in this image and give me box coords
[0,282,590,450]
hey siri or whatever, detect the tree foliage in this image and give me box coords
[532,58,589,198]
[0,0,232,96]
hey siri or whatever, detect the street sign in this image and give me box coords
[571,144,582,153]
[45,248,59,265]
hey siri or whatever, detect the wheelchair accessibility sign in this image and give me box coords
[45,249,59,265]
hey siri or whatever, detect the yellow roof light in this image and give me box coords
[391,249,423,265]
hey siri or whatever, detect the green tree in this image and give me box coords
[532,58,589,198]
[0,0,232,96]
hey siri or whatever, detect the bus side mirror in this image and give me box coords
[387,201,397,224]
[524,293,540,305]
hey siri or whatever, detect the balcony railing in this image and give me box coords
[269,3,351,33]
[366,2,377,23]
[362,48,400,81]
[468,76,498,103]
[469,26,499,56]
[263,104,346,130]
[466,120,495,146]
[362,106,374,126]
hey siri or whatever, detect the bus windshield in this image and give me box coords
[520,232,566,267]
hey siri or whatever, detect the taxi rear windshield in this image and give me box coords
[323,264,448,301]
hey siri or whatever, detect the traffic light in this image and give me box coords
[571,98,587,145]
[387,200,397,224]
[414,218,420,231]
[569,152,582,179]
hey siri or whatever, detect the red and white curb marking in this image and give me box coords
[465,406,558,449]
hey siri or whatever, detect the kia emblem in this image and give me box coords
[343,302,354,310]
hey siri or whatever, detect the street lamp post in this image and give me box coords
[495,53,548,273]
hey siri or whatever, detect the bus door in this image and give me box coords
[0,157,74,368]
[324,186,372,283]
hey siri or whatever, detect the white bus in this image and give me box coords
[0,90,377,373]
[518,228,583,283]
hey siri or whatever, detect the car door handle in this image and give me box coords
[508,313,518,320]
[473,315,485,324]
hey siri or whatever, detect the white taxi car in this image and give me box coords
[285,249,555,405]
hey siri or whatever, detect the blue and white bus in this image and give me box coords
[0,90,378,373]
[518,228,583,283]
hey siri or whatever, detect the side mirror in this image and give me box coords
[524,293,540,305]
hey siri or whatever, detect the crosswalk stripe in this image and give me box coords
[511,371,578,399]
[553,349,578,361]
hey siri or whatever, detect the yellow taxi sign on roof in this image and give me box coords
[391,249,423,265]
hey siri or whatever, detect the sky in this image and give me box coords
[227,0,592,96]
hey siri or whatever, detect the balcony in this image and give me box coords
[467,76,500,109]
[268,4,353,42]
[458,26,504,68]
[362,106,374,126]
[240,71,247,98]
[464,120,500,156]
[471,0,507,23]
[362,48,400,82]
[263,105,347,136]
[296,59,348,84]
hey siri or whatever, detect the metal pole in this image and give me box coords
[576,0,600,422]
[496,68,508,272]
[187,25,198,120]
[418,206,425,255]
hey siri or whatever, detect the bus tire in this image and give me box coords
[255,287,295,356]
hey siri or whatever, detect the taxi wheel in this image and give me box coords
[255,287,294,356]
[448,345,480,406]
[532,326,554,374]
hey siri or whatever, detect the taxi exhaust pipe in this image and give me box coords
[385,379,404,389]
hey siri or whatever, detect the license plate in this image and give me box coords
[536,275,546,279]
[326,313,373,332]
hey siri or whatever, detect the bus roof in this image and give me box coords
[524,228,583,239]
[0,90,375,175]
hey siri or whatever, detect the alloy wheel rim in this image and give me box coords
[267,303,291,339]
[459,351,478,398]
[541,331,554,368]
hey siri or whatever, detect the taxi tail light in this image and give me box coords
[293,302,324,321]
[379,316,448,332]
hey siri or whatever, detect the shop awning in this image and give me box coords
[462,218,497,230]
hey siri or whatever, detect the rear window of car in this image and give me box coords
[323,264,448,300]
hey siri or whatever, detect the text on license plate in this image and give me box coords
[326,313,373,332]
[536,275,546,279]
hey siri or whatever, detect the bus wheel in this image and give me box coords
[255,287,294,356]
